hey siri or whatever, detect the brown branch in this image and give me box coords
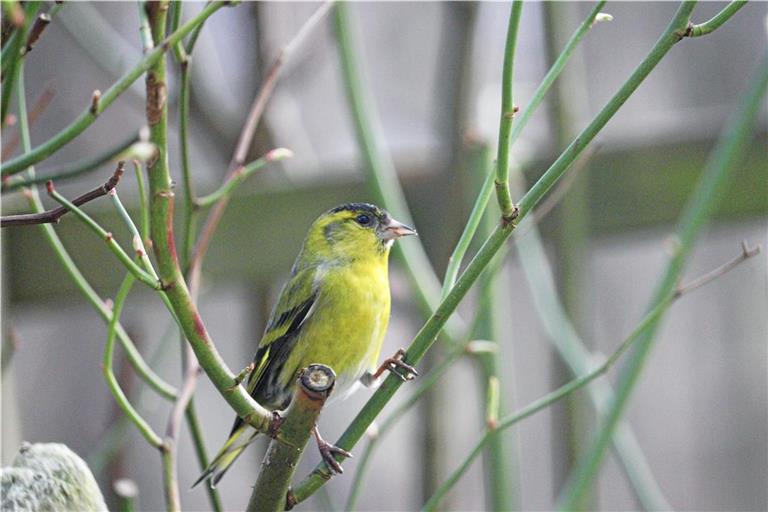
[163,344,202,495]
[187,1,334,281]
[1,162,124,227]
[1,86,55,160]
[675,240,761,298]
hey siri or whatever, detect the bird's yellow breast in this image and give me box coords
[281,257,391,396]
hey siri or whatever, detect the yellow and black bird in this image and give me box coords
[195,203,418,487]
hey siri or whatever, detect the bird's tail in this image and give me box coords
[192,424,256,488]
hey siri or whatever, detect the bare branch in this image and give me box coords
[1,163,124,227]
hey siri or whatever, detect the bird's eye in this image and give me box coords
[355,214,372,226]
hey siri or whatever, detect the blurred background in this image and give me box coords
[2,2,766,510]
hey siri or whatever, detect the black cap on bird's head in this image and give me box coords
[328,202,417,242]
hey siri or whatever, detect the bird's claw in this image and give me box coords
[313,425,351,475]
[377,348,418,381]
[318,440,352,475]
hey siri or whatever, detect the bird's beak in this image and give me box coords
[379,217,417,241]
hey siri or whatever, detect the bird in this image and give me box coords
[194,202,418,488]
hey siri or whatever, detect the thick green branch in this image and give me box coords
[143,0,274,434]
[11,58,176,400]
[249,365,336,512]
[557,50,768,510]
[1,1,226,177]
[289,1,703,504]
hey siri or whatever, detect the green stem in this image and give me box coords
[344,348,465,511]
[133,161,150,242]
[47,186,162,290]
[2,133,140,193]
[144,1,274,434]
[137,1,154,53]
[13,56,176,401]
[557,49,768,510]
[249,366,335,512]
[424,287,688,511]
[344,260,507,510]
[518,1,698,218]
[687,0,747,37]
[1,2,41,127]
[441,145,495,298]
[194,148,293,208]
[1,1,227,177]
[167,0,189,63]
[160,443,180,512]
[185,401,224,512]
[493,1,523,220]
[514,211,672,510]
[109,190,159,277]
[441,0,608,297]
[289,1,703,504]
[474,184,517,511]
[179,58,196,266]
[105,274,164,448]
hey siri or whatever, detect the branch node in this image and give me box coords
[227,362,255,391]
[105,232,114,243]
[285,489,298,511]
[500,204,519,227]
[90,90,102,116]
[268,411,284,439]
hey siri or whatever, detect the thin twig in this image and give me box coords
[1,2,227,177]
[493,1,524,222]
[2,133,141,193]
[557,49,768,510]
[46,180,162,290]
[1,85,54,160]
[1,164,123,227]
[188,1,333,278]
[675,240,760,297]
[163,345,201,501]
[425,242,760,510]
[193,148,293,208]
[11,50,176,401]
[289,2,704,504]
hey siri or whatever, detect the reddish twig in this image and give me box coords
[187,1,334,280]
[1,86,55,160]
[1,162,124,227]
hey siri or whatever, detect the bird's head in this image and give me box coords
[303,203,416,263]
